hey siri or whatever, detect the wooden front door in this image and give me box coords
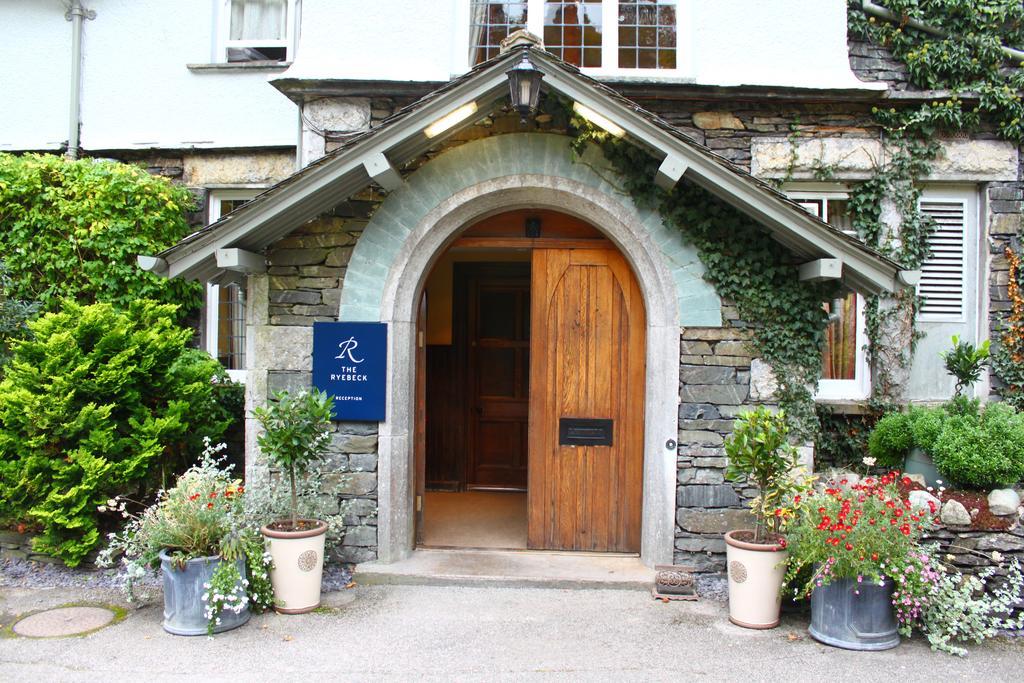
[466,264,531,490]
[528,248,646,552]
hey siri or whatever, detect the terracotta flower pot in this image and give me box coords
[261,519,328,614]
[724,530,788,629]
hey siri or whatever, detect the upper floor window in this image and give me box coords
[220,0,296,63]
[468,0,681,75]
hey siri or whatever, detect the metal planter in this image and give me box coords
[159,550,251,636]
[809,576,900,651]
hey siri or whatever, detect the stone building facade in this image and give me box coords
[142,20,1021,574]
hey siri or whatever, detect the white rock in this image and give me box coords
[940,500,972,526]
[749,358,778,401]
[904,473,927,488]
[909,490,940,513]
[988,488,1021,517]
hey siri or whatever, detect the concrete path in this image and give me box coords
[1,583,1021,681]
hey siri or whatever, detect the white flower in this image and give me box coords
[862,456,877,467]
[107,498,117,506]
[97,505,107,512]
[992,551,1004,563]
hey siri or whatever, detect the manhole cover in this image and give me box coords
[13,606,116,638]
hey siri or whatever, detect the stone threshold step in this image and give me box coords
[355,548,655,591]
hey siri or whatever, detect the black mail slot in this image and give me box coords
[559,418,614,446]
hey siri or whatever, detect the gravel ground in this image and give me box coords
[0,557,353,593]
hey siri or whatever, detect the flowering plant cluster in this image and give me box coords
[784,472,936,596]
[98,439,274,633]
[891,545,1024,656]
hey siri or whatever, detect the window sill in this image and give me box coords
[187,61,292,73]
[814,398,872,415]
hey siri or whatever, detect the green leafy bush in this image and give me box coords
[908,407,946,454]
[931,402,1024,489]
[0,153,201,317]
[253,389,334,530]
[867,412,912,468]
[724,406,806,542]
[0,300,237,565]
[0,260,38,369]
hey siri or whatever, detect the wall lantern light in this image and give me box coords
[506,51,544,122]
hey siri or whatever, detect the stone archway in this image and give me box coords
[338,134,722,566]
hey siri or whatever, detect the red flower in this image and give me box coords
[189,494,200,501]
[900,524,911,536]
[207,502,214,509]
[871,553,879,561]
[845,543,854,551]
[209,492,217,499]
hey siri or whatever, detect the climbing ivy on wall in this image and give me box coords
[567,117,836,438]
[845,0,1024,409]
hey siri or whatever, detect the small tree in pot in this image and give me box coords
[723,406,806,629]
[254,389,334,613]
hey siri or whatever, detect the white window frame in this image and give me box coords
[215,0,298,64]
[786,187,871,401]
[457,0,693,79]
[204,189,261,383]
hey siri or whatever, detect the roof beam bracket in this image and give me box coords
[363,152,404,192]
[655,154,688,191]
[216,248,266,274]
[799,258,843,282]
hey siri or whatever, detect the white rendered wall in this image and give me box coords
[1,0,296,152]
[0,1,73,151]
[689,0,880,89]
[281,0,879,90]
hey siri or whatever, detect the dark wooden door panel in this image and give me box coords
[463,264,531,491]
[528,248,645,552]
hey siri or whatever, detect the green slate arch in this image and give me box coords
[338,133,720,325]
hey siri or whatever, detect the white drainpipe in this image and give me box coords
[861,1,1024,63]
[64,1,96,160]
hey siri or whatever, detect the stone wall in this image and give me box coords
[986,162,1024,401]
[674,323,774,573]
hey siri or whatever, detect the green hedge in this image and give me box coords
[0,300,238,566]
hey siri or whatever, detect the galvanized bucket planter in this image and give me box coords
[159,550,250,636]
[809,576,900,651]
[904,447,941,488]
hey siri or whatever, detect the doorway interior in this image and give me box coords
[416,209,645,553]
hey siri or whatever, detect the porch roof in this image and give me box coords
[144,46,913,296]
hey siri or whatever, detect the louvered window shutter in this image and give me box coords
[918,199,966,319]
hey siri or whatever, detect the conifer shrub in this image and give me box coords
[0,300,239,565]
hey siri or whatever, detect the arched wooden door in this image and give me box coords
[528,248,646,553]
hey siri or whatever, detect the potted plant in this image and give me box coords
[723,406,806,629]
[98,439,274,636]
[253,388,334,614]
[785,471,931,650]
[869,336,990,486]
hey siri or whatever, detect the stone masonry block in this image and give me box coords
[678,403,721,420]
[348,452,378,471]
[676,508,753,533]
[677,485,741,508]
[680,365,736,385]
[677,430,724,446]
[270,290,321,305]
[269,248,330,267]
[680,384,748,405]
[679,340,713,355]
[342,525,377,547]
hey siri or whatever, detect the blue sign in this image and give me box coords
[312,322,387,421]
